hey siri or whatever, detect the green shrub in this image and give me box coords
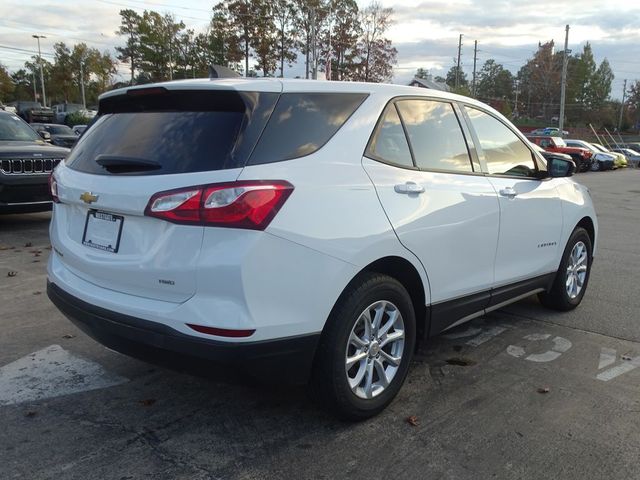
[65,111,92,126]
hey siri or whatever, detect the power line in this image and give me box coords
[0,44,56,58]
[0,20,116,47]
[104,0,212,14]
[94,0,211,23]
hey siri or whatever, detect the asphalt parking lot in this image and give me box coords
[1,169,639,480]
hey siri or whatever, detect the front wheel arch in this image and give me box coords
[576,216,595,249]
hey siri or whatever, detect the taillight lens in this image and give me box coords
[49,173,60,203]
[145,180,293,230]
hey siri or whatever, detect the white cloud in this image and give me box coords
[0,0,638,97]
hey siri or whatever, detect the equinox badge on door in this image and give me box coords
[80,192,99,204]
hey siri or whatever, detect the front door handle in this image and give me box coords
[499,187,518,199]
[394,182,425,194]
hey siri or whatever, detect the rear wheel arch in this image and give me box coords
[324,256,429,341]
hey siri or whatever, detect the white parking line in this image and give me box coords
[596,348,640,382]
[0,345,128,406]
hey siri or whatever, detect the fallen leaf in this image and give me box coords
[32,260,40,263]
[621,353,633,361]
[0,245,12,250]
[7,271,17,277]
[33,291,42,295]
[406,415,419,427]
[24,242,32,247]
[140,399,156,407]
[62,334,75,339]
[537,387,550,394]
[24,411,37,418]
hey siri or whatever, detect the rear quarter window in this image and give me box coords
[248,93,367,165]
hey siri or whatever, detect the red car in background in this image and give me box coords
[527,135,593,172]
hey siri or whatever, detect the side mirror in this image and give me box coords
[547,156,575,178]
[38,130,51,141]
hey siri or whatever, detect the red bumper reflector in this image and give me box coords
[186,323,255,338]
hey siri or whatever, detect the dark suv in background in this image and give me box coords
[0,111,69,213]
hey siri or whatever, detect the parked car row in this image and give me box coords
[3,101,97,126]
[611,147,640,167]
[527,133,638,172]
[527,135,593,172]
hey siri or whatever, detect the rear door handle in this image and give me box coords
[499,187,518,199]
[394,182,425,194]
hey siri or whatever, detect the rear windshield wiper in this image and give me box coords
[95,155,161,173]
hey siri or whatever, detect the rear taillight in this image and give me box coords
[144,180,294,230]
[49,173,60,203]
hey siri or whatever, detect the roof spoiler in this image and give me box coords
[209,65,241,79]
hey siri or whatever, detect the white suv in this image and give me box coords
[47,79,597,419]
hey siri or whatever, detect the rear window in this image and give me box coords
[248,93,367,165]
[66,90,278,175]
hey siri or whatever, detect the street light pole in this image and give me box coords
[32,35,47,107]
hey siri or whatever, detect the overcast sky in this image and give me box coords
[0,0,638,98]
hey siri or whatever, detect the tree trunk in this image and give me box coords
[365,45,371,82]
[244,37,249,77]
[305,37,310,79]
[280,30,284,77]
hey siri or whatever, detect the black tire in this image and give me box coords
[538,227,593,311]
[569,154,583,172]
[311,273,416,420]
[590,160,602,172]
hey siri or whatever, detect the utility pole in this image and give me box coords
[514,79,520,117]
[618,79,627,132]
[455,34,463,89]
[32,35,47,107]
[472,40,478,97]
[79,60,86,109]
[558,25,570,133]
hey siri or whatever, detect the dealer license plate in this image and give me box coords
[82,210,124,253]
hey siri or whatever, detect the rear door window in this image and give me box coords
[395,99,473,173]
[248,93,367,165]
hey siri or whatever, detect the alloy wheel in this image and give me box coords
[566,241,588,299]
[345,300,405,399]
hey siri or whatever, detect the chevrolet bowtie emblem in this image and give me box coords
[80,192,99,204]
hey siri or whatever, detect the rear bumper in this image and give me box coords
[47,281,320,384]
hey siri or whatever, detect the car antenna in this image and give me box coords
[208,65,241,80]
